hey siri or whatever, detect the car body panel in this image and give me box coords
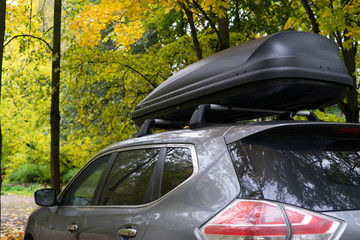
[325,211,360,240]
[74,205,154,240]
[27,206,83,240]
[27,205,155,240]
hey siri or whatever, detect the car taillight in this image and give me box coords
[200,200,343,240]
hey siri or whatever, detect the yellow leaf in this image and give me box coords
[284,17,295,30]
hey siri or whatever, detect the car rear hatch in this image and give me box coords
[202,123,360,240]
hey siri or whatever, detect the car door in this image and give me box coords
[38,153,114,240]
[74,146,165,240]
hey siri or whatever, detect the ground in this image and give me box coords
[1,194,37,239]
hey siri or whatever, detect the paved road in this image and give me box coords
[1,194,37,237]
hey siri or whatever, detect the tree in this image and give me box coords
[2,0,63,190]
[0,0,6,191]
[50,0,62,193]
[1,0,52,185]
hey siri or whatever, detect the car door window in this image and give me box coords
[99,148,160,205]
[161,147,193,196]
[62,154,111,206]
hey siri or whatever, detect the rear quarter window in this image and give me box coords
[228,132,360,211]
[161,147,193,196]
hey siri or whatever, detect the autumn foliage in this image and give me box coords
[2,230,24,240]
[2,0,359,178]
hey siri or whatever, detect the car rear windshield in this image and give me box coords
[228,126,360,211]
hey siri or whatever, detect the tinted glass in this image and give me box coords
[161,148,193,196]
[228,136,360,211]
[99,148,160,205]
[62,154,110,206]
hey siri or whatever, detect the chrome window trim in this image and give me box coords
[72,143,198,209]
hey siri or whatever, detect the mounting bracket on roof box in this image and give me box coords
[277,111,320,121]
[189,104,286,129]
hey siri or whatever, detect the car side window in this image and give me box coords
[161,147,193,196]
[99,148,160,205]
[62,154,111,206]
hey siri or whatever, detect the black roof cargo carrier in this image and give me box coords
[132,31,353,127]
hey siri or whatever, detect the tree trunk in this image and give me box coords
[0,0,6,192]
[338,44,359,123]
[218,14,230,50]
[301,0,319,34]
[233,0,241,31]
[50,0,62,194]
[191,0,222,51]
[182,3,202,60]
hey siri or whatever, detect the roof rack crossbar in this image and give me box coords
[189,104,286,129]
[209,104,286,114]
[137,119,186,137]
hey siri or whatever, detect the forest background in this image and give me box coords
[1,0,359,189]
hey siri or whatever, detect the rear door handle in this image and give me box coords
[118,228,137,237]
[67,224,78,232]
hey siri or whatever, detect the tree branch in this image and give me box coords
[31,0,47,18]
[301,0,319,33]
[123,64,157,89]
[4,34,52,51]
[333,31,344,49]
[29,0,33,35]
[310,0,320,11]
[70,59,160,89]
[180,2,203,60]
[44,26,53,35]
[191,0,220,38]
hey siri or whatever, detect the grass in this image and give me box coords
[1,183,44,197]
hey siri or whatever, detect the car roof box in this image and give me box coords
[132,31,353,126]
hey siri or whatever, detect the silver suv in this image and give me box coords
[25,121,360,240]
[25,32,360,240]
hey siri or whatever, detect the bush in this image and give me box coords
[1,183,43,196]
[8,164,44,183]
[7,162,79,185]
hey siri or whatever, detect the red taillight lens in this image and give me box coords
[200,200,342,240]
[285,206,341,240]
[202,201,288,239]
